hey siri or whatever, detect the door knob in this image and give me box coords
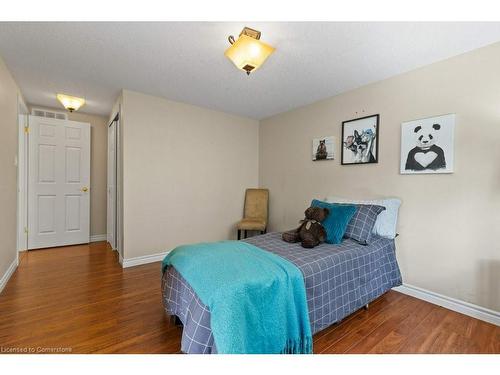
[82,187,89,192]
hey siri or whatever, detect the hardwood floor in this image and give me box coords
[0,242,498,354]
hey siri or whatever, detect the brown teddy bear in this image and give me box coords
[282,206,329,248]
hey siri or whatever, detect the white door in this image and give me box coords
[28,116,91,249]
[107,120,117,249]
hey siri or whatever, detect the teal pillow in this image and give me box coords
[311,199,357,244]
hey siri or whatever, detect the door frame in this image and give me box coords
[20,114,91,250]
[17,95,29,255]
[116,110,123,263]
[107,114,118,250]
[107,107,123,263]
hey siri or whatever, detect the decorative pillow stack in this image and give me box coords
[344,204,386,244]
[311,199,388,245]
[310,199,357,244]
[325,196,401,239]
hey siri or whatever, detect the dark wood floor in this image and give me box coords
[0,242,498,354]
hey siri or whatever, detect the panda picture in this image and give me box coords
[400,114,455,174]
[405,123,446,171]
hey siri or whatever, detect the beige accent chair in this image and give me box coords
[237,188,269,240]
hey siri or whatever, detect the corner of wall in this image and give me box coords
[0,54,23,288]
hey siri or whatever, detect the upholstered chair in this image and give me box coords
[236,188,269,239]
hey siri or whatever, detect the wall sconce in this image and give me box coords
[56,93,85,112]
[224,27,275,76]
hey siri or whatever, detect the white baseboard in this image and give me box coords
[122,251,170,268]
[0,259,18,294]
[90,234,107,242]
[393,284,500,326]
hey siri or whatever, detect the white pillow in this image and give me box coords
[324,196,401,239]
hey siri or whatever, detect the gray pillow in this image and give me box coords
[344,204,386,244]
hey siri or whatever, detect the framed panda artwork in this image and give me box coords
[312,136,335,161]
[400,114,455,174]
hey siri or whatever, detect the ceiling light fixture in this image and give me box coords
[56,93,85,112]
[224,27,275,76]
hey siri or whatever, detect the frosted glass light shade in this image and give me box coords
[224,35,275,75]
[57,94,85,112]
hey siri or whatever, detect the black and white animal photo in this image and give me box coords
[341,114,379,165]
[312,136,335,161]
[316,140,328,160]
[400,114,455,174]
[405,124,446,170]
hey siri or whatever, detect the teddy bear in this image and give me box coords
[282,206,329,248]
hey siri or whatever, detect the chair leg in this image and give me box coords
[172,315,183,326]
[244,230,247,239]
[237,230,241,240]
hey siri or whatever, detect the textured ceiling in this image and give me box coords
[1,22,500,119]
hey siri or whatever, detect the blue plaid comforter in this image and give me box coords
[161,232,402,354]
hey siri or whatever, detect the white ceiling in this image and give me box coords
[1,22,500,119]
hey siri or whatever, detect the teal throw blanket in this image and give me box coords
[162,241,312,354]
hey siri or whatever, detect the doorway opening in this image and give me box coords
[17,110,91,250]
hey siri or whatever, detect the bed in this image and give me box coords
[161,231,402,354]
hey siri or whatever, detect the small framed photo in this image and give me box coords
[312,136,335,161]
[400,114,455,174]
[341,114,379,165]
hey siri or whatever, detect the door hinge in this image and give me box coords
[24,126,29,134]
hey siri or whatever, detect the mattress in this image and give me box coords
[161,232,402,353]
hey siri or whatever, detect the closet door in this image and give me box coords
[28,116,91,249]
[107,120,117,249]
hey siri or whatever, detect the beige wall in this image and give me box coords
[30,106,108,237]
[0,56,21,281]
[121,90,259,260]
[260,42,500,312]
